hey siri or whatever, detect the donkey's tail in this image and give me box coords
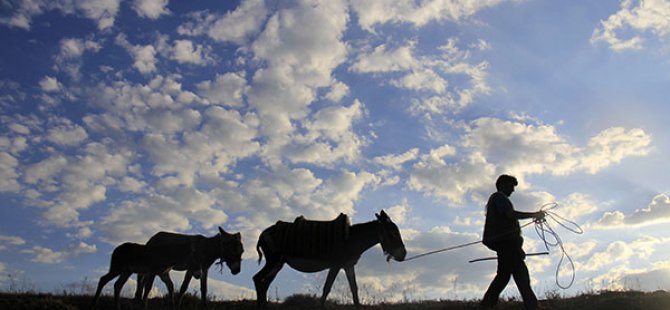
[256,232,265,265]
[256,243,264,264]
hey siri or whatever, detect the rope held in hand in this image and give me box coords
[533,202,583,289]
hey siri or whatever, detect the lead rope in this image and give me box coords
[403,220,536,262]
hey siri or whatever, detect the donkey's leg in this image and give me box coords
[344,266,360,308]
[142,274,156,309]
[88,271,118,310]
[134,273,145,301]
[320,267,340,308]
[158,272,175,310]
[199,269,209,309]
[253,261,284,309]
[177,271,193,308]
[113,272,132,310]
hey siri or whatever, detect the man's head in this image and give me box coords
[496,174,518,197]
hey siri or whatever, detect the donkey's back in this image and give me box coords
[112,242,192,274]
[258,213,350,261]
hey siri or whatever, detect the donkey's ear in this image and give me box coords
[218,226,225,234]
[379,210,391,222]
[375,213,381,220]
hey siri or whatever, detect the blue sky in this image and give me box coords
[1,0,670,302]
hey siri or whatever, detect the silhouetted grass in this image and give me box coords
[1,290,670,309]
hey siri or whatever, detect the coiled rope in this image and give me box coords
[533,202,584,289]
[402,202,583,289]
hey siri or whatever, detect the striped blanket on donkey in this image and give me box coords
[271,213,351,259]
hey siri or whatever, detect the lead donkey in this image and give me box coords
[254,210,407,309]
[135,227,243,309]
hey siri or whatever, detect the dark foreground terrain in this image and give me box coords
[1,290,670,310]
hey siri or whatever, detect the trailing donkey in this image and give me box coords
[89,241,192,310]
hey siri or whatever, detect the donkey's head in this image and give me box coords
[218,226,243,275]
[376,210,407,262]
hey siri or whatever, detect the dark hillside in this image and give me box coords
[1,290,669,310]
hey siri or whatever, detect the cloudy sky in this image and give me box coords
[1,0,670,302]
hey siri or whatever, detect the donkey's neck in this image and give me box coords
[348,220,380,257]
[197,234,222,267]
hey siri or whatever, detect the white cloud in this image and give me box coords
[39,76,62,92]
[117,176,145,193]
[592,0,670,51]
[282,100,365,165]
[385,200,409,225]
[561,240,597,260]
[58,38,101,60]
[99,187,226,244]
[8,123,31,135]
[324,80,349,103]
[351,39,491,114]
[579,127,652,173]
[350,44,416,73]
[197,72,247,106]
[115,34,158,74]
[247,0,349,145]
[408,151,496,204]
[173,39,210,64]
[132,0,170,19]
[99,197,191,244]
[23,155,69,185]
[553,193,599,221]
[177,0,267,44]
[0,0,121,30]
[76,0,121,30]
[0,0,46,29]
[46,123,88,146]
[54,37,102,79]
[23,143,132,227]
[351,0,505,32]
[462,118,651,177]
[0,235,26,251]
[158,39,213,66]
[373,148,420,171]
[87,76,202,133]
[142,106,260,186]
[582,236,664,272]
[0,152,21,192]
[391,68,448,93]
[594,194,670,228]
[406,118,650,203]
[619,266,670,291]
[20,242,96,264]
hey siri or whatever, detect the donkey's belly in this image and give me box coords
[285,257,332,273]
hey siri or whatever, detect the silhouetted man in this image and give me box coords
[481,174,544,310]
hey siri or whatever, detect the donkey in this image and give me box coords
[134,226,243,309]
[253,210,406,309]
[89,242,192,310]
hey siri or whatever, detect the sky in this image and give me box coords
[1,0,670,303]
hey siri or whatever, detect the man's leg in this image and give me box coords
[509,249,538,310]
[481,250,513,308]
